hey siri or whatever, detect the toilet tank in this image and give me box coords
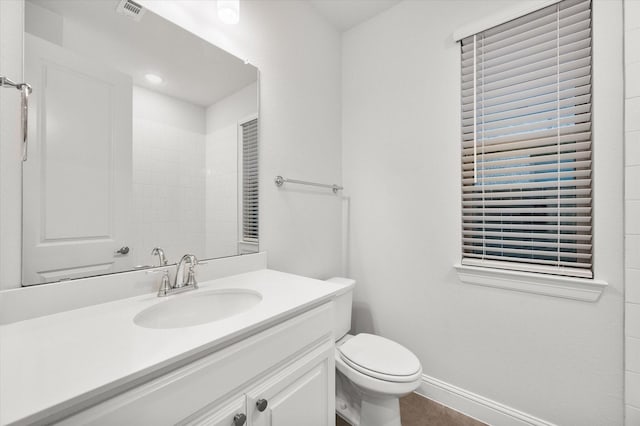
[326,277,356,341]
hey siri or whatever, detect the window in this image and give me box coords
[460,0,593,278]
[241,117,259,244]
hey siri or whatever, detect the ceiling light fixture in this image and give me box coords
[144,73,163,85]
[218,0,239,25]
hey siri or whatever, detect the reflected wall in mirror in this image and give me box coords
[22,0,259,286]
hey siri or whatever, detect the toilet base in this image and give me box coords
[360,395,401,426]
[336,370,404,426]
[336,370,361,425]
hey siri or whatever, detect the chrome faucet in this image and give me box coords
[151,247,168,266]
[152,253,203,297]
[174,254,199,289]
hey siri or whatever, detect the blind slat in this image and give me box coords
[462,245,592,259]
[463,230,592,241]
[463,188,591,200]
[462,122,591,148]
[462,150,591,171]
[462,159,592,179]
[463,197,592,207]
[462,223,591,232]
[462,104,591,135]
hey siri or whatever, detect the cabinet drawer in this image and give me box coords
[57,303,333,425]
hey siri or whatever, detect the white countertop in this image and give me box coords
[0,269,345,425]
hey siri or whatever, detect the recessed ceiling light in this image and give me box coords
[145,73,163,85]
[218,0,239,24]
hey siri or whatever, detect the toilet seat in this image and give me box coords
[337,333,422,383]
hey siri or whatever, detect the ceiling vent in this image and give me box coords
[116,0,146,21]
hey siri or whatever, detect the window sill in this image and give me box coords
[454,264,607,302]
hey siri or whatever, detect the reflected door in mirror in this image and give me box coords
[22,34,133,284]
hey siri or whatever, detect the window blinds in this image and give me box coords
[460,0,593,278]
[242,118,259,243]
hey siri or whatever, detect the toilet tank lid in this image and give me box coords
[325,277,355,295]
[326,277,356,287]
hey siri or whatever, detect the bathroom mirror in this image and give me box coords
[21,0,259,286]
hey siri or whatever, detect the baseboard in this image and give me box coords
[416,374,556,426]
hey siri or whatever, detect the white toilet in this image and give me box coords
[327,277,422,426]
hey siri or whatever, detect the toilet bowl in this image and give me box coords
[326,278,422,426]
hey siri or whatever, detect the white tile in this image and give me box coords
[628,63,640,99]
[628,337,640,373]
[627,0,640,31]
[627,28,640,65]
[628,166,640,200]
[628,200,640,234]
[627,371,640,408]
[628,131,640,166]
[627,98,640,132]
[629,269,640,304]
[628,303,640,339]
[627,405,640,426]
[628,236,640,269]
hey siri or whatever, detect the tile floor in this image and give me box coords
[335,392,487,426]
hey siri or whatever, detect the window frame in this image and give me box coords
[454,0,611,301]
[237,114,259,254]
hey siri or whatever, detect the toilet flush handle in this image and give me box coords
[256,398,268,412]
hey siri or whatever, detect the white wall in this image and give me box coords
[24,0,61,46]
[624,1,640,423]
[205,82,257,259]
[140,0,343,279]
[132,86,206,266]
[342,1,624,425]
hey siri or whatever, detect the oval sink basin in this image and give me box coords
[134,289,262,329]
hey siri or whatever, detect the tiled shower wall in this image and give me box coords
[625,0,640,423]
[132,86,206,267]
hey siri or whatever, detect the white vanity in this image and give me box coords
[0,267,344,425]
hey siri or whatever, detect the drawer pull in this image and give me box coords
[233,413,246,426]
[256,398,268,412]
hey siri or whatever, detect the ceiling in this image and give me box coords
[26,0,257,107]
[308,0,401,32]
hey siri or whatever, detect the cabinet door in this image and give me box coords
[247,342,334,426]
[180,396,246,426]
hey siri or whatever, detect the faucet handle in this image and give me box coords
[147,269,172,296]
[157,270,172,296]
[184,256,206,288]
[185,268,198,288]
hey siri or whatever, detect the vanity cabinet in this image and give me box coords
[57,304,335,426]
[186,341,331,426]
